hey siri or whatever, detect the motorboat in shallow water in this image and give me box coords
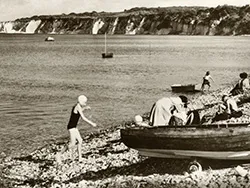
[121,123,250,160]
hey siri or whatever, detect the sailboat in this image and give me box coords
[102,33,113,58]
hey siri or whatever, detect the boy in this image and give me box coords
[56,95,97,163]
[201,71,214,92]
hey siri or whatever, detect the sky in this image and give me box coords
[0,0,249,21]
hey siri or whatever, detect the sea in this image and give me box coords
[0,34,250,157]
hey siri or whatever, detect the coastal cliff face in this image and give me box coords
[0,5,250,35]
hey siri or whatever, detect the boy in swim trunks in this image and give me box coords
[56,95,97,163]
[201,71,214,92]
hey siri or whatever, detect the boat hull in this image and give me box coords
[171,84,195,92]
[102,53,113,58]
[138,149,250,160]
[121,124,250,160]
[45,37,55,42]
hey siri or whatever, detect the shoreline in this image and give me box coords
[1,86,250,188]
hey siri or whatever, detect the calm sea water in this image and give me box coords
[0,34,250,157]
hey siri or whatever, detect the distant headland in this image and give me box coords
[0,5,250,35]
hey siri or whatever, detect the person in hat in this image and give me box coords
[149,95,189,126]
[230,72,249,96]
[212,94,242,122]
[56,95,97,163]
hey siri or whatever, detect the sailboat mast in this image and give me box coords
[104,32,107,53]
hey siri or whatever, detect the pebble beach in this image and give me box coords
[1,86,250,188]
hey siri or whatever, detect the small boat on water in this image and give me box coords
[102,52,113,58]
[171,84,196,92]
[121,123,250,160]
[102,33,113,58]
[45,36,55,42]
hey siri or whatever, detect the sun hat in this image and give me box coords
[78,95,87,105]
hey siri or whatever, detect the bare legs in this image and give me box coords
[56,128,83,164]
[201,84,211,92]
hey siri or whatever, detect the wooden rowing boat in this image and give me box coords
[120,123,250,160]
[171,84,196,92]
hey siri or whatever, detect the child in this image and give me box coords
[201,71,214,92]
[56,95,97,163]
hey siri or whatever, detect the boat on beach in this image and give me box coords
[171,84,196,92]
[121,123,250,160]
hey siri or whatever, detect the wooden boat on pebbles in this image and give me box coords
[121,123,250,161]
[171,84,196,92]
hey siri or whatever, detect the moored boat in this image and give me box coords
[120,123,250,160]
[45,36,55,42]
[171,84,196,92]
[102,52,113,58]
[102,33,113,58]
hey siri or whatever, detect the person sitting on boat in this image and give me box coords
[149,95,189,126]
[212,95,243,122]
[230,72,250,96]
[201,71,214,92]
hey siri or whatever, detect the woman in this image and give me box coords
[56,95,97,164]
[230,72,250,96]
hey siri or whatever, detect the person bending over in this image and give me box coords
[149,95,189,126]
[56,95,97,163]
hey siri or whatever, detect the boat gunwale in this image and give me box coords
[123,123,250,130]
[121,123,250,138]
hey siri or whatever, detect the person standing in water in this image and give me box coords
[201,71,214,92]
[56,95,97,163]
